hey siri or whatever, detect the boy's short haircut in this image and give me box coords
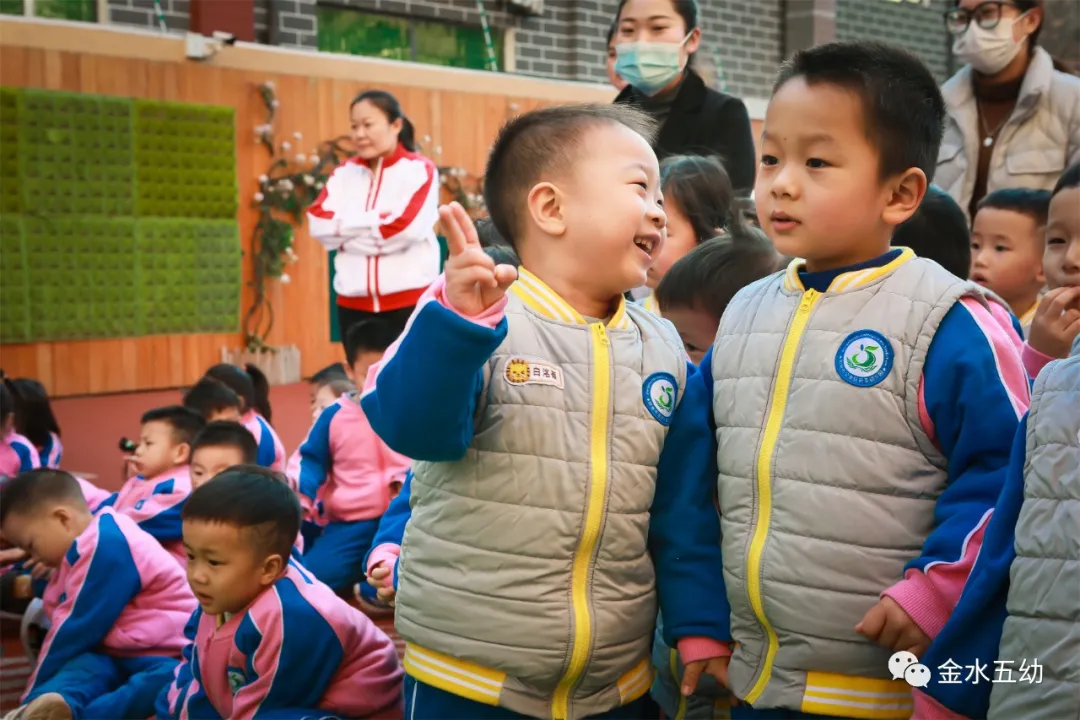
[483,103,658,248]
[140,405,206,447]
[893,185,971,279]
[182,465,300,560]
[345,319,400,366]
[190,421,259,465]
[977,187,1053,228]
[310,363,348,387]
[774,41,945,183]
[655,229,781,319]
[0,469,86,525]
[183,378,243,420]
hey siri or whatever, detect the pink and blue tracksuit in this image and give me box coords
[0,431,39,479]
[292,394,411,595]
[40,431,63,469]
[100,466,191,567]
[23,507,195,719]
[241,410,286,472]
[158,560,403,719]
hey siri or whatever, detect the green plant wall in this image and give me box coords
[0,88,242,344]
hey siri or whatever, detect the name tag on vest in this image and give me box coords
[504,356,565,389]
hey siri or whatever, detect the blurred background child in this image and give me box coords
[182,377,244,424]
[892,184,971,280]
[1,470,194,720]
[0,379,38,479]
[203,364,285,472]
[189,421,259,490]
[9,378,62,470]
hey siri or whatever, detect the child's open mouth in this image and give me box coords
[634,234,660,256]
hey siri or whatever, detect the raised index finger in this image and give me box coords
[439,201,479,257]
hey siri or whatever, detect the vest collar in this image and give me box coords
[782,247,916,293]
[510,268,632,330]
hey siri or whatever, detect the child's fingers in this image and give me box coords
[439,203,472,257]
[450,264,499,293]
[855,602,885,640]
[1040,286,1077,318]
[494,264,519,291]
[681,661,702,696]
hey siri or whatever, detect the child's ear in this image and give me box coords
[259,553,285,586]
[174,442,192,466]
[882,168,927,228]
[527,182,567,237]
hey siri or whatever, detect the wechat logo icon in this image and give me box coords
[890,650,931,689]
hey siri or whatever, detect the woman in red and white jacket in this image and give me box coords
[308,90,440,351]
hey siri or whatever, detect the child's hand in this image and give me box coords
[366,565,396,606]
[681,656,735,699]
[856,596,930,657]
[441,202,517,316]
[23,557,53,582]
[1028,286,1080,359]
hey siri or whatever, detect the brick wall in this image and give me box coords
[836,0,953,82]
[106,0,189,32]
[269,0,317,48]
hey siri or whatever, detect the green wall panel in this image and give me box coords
[0,87,242,343]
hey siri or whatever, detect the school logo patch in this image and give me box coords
[503,356,564,389]
[835,330,893,388]
[642,372,678,426]
[227,666,247,694]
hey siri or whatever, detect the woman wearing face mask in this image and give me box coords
[612,0,756,194]
[308,90,440,353]
[938,0,1080,221]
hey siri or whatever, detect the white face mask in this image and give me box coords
[952,12,1028,75]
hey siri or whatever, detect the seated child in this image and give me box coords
[10,378,63,469]
[1,380,39,479]
[654,229,781,364]
[100,406,204,566]
[293,320,410,598]
[970,187,1051,334]
[159,467,402,719]
[203,363,285,471]
[642,154,739,315]
[700,42,1027,717]
[893,185,1024,346]
[1,469,194,720]
[914,348,1079,719]
[891,184,971,280]
[309,363,353,419]
[189,421,259,490]
[361,103,729,719]
[183,377,245,423]
[1023,163,1080,379]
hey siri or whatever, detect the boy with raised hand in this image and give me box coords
[362,103,729,720]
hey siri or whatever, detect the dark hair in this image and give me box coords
[0,376,14,424]
[616,0,699,36]
[892,185,971,279]
[655,229,780,318]
[660,155,740,244]
[310,363,348,387]
[141,406,206,447]
[204,364,273,424]
[606,20,618,50]
[350,90,417,153]
[191,421,259,466]
[475,217,508,248]
[182,466,300,560]
[345,319,399,367]
[0,469,86,525]
[8,379,61,450]
[1052,162,1080,198]
[977,187,1052,228]
[484,104,658,248]
[183,378,243,421]
[774,41,945,183]
[485,244,521,268]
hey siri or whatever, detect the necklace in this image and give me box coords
[977,100,1009,148]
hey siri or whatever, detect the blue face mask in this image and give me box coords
[614,34,691,95]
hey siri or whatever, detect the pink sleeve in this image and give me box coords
[677,637,732,665]
[1021,341,1054,380]
[881,509,994,639]
[912,688,971,719]
[986,299,1024,353]
[366,545,400,576]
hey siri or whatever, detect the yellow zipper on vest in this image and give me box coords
[552,321,612,719]
[744,288,821,705]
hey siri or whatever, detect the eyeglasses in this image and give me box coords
[943,1,1021,35]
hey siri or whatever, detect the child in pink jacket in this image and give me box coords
[0,469,195,719]
[292,320,410,596]
[160,467,402,719]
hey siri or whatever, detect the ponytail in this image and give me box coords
[351,90,417,152]
[243,363,274,424]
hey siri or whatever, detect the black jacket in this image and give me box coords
[615,71,756,194]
